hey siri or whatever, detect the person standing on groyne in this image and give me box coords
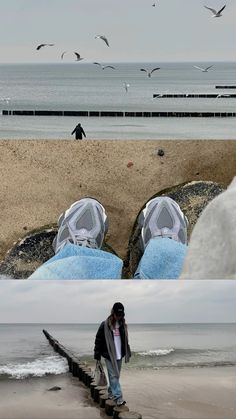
[94,302,131,407]
[71,123,86,140]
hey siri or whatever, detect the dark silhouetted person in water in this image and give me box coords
[71,123,86,140]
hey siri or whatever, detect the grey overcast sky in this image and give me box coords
[0,281,236,323]
[0,0,235,63]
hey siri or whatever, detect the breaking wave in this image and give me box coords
[137,348,175,357]
[0,356,68,379]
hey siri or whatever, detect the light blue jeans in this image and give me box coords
[105,358,123,402]
[29,238,187,279]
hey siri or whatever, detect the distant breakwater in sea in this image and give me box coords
[2,110,236,117]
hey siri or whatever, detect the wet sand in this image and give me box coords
[0,367,236,419]
[0,374,102,419]
[121,367,236,419]
[0,139,236,261]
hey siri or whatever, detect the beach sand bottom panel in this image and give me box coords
[0,139,236,261]
[0,367,236,419]
[0,374,102,419]
[121,367,236,419]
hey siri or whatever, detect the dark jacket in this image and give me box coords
[94,320,130,361]
[71,124,86,140]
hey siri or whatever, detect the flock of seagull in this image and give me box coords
[35,4,227,92]
[36,35,110,62]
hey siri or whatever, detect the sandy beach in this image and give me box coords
[1,367,236,419]
[121,367,236,419]
[0,139,236,262]
[0,374,101,419]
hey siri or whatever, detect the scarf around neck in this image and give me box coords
[104,316,130,378]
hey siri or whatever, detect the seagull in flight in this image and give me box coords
[95,35,109,47]
[123,82,130,93]
[204,5,226,17]
[36,43,54,50]
[93,62,115,70]
[61,51,67,60]
[74,52,84,61]
[194,65,213,72]
[140,67,160,78]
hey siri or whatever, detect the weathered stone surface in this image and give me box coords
[123,180,225,278]
[0,227,57,279]
[0,226,116,279]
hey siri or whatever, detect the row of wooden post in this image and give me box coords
[153,93,236,98]
[215,86,236,89]
[2,109,236,117]
[43,330,142,419]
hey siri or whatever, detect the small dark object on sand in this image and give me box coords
[48,386,62,391]
[157,149,165,157]
[127,161,134,168]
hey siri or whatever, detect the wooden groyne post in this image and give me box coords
[42,330,143,419]
[43,329,93,384]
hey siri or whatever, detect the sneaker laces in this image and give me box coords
[71,234,98,249]
[153,228,179,242]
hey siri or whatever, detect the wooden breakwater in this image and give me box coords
[215,86,236,89]
[43,330,142,419]
[153,93,236,98]
[2,109,236,117]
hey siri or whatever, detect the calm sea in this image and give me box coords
[0,323,236,380]
[0,62,236,139]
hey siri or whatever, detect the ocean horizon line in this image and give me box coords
[0,60,236,66]
[1,322,236,326]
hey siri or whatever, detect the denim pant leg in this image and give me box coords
[105,359,123,402]
[29,243,123,279]
[134,237,187,279]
